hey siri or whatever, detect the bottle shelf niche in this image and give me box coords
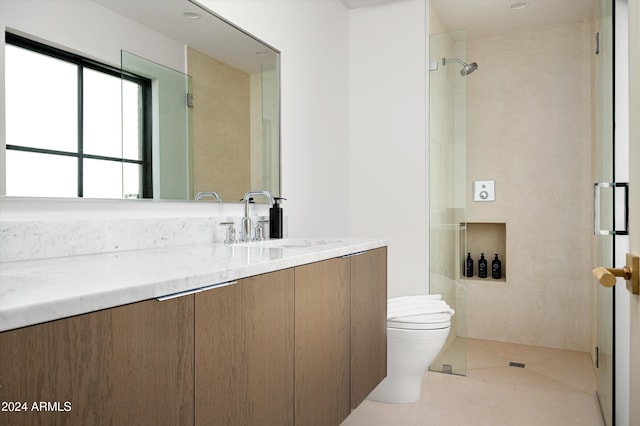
[460,222,506,282]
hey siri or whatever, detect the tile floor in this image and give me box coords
[342,338,605,426]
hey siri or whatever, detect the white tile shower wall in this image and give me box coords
[465,22,593,352]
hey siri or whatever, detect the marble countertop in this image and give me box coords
[0,238,387,332]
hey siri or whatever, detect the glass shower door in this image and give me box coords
[593,0,614,423]
[428,30,468,376]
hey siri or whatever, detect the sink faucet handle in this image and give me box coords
[219,221,237,244]
[253,220,270,241]
[254,223,265,241]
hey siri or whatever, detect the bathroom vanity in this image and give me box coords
[0,239,387,425]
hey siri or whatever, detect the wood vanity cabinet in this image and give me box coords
[0,296,195,426]
[0,247,386,426]
[195,268,295,426]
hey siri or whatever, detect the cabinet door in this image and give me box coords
[350,247,388,409]
[195,270,295,426]
[241,269,294,425]
[294,258,351,426]
[112,297,195,424]
[195,282,242,426]
[0,296,195,426]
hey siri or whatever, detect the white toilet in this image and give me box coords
[367,294,455,404]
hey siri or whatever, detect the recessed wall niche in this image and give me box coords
[460,222,506,282]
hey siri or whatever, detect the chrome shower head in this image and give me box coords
[442,57,478,76]
[460,62,478,76]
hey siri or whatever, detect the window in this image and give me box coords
[4,32,152,198]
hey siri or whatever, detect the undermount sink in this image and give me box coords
[235,238,343,248]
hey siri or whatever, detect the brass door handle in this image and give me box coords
[592,254,639,294]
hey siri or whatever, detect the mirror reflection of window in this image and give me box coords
[4,33,151,199]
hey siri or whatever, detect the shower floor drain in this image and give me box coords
[509,361,526,368]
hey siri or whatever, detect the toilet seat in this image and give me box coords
[387,296,454,330]
[388,313,452,330]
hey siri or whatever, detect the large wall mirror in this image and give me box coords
[0,0,280,202]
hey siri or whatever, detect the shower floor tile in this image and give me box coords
[341,338,604,426]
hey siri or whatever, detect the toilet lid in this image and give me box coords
[388,313,452,330]
[387,295,454,330]
[387,296,455,318]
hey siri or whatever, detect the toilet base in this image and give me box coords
[367,326,450,404]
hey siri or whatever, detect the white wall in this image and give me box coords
[348,0,428,297]
[202,0,351,238]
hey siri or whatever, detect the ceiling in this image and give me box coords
[341,0,596,39]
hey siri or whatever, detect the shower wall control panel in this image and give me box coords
[473,180,495,202]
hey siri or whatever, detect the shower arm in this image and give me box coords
[442,57,467,67]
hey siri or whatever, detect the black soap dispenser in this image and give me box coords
[269,197,286,239]
[492,254,502,279]
[478,253,488,278]
[464,253,474,277]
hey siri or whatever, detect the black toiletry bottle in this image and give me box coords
[269,197,286,239]
[492,253,502,279]
[478,253,488,278]
[465,253,474,277]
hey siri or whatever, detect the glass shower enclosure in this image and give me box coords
[428,30,469,376]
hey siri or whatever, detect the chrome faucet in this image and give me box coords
[195,191,223,202]
[241,190,274,242]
